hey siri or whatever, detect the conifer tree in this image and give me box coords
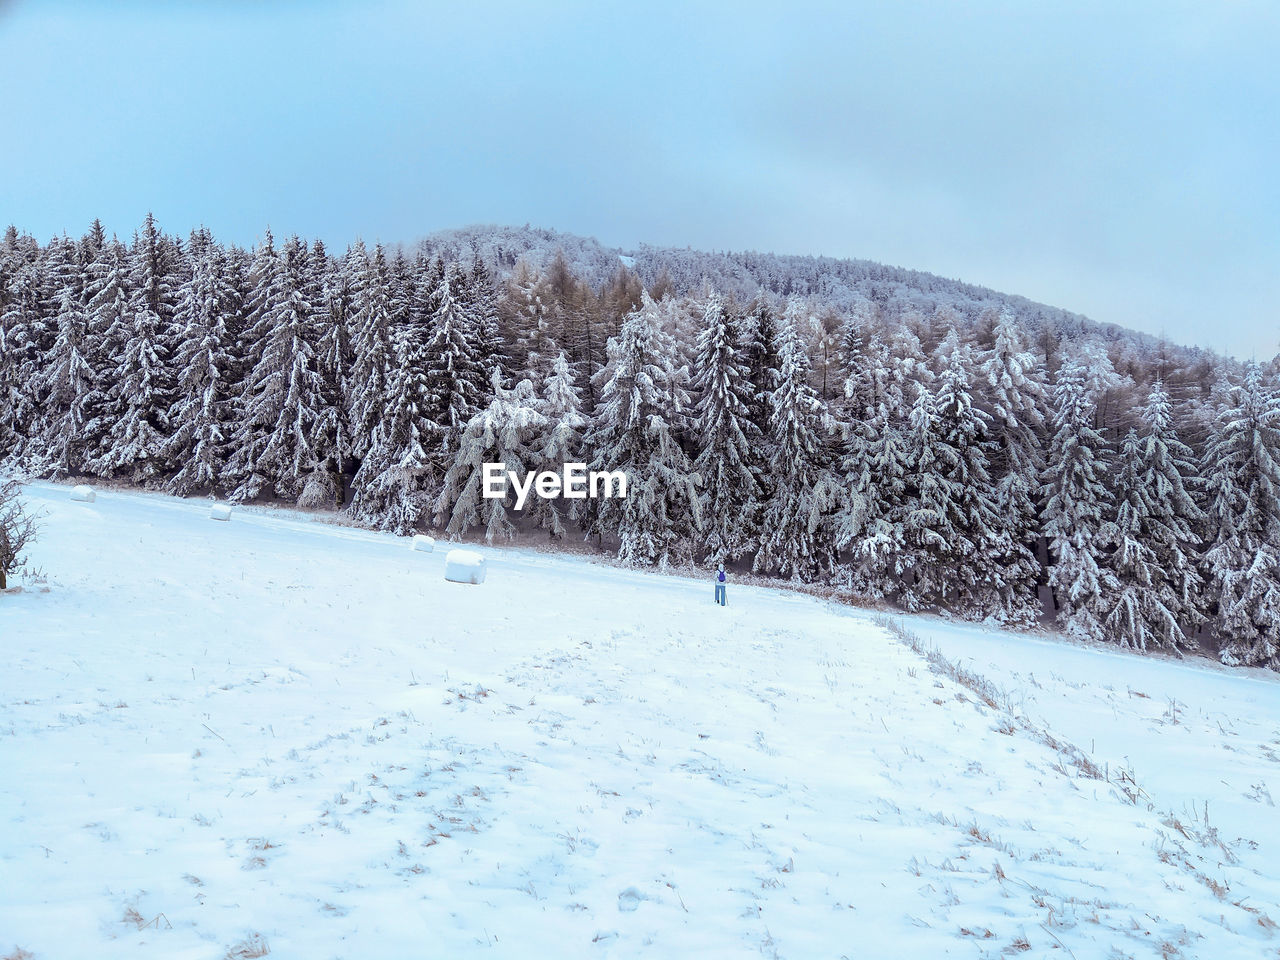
[755,305,836,580]
[420,261,488,475]
[1202,364,1280,668]
[165,231,237,494]
[586,291,700,566]
[347,293,435,533]
[692,291,762,562]
[231,237,326,500]
[36,237,97,476]
[977,311,1047,622]
[347,242,393,465]
[1043,359,1115,641]
[437,374,548,541]
[1102,429,1181,650]
[529,351,587,538]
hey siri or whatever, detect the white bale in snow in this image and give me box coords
[210,504,233,522]
[411,534,435,553]
[70,484,96,503]
[444,549,486,584]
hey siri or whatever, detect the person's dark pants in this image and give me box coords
[715,583,726,606]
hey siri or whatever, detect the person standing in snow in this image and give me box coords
[714,563,727,606]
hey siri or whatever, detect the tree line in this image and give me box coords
[1,217,1277,668]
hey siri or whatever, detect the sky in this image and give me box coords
[0,0,1276,359]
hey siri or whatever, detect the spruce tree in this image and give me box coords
[420,261,488,475]
[165,231,237,494]
[531,351,588,538]
[437,374,548,542]
[693,291,762,562]
[754,305,836,580]
[36,237,97,476]
[347,294,435,533]
[1043,358,1115,642]
[977,310,1047,622]
[347,242,393,465]
[586,291,700,566]
[231,236,326,500]
[1202,364,1280,668]
[1102,429,1181,651]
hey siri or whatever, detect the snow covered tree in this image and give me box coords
[0,477,38,590]
[230,236,326,501]
[1202,364,1280,668]
[834,330,914,599]
[976,311,1047,622]
[437,373,548,541]
[35,237,97,476]
[740,298,781,453]
[1129,383,1206,642]
[1101,429,1182,651]
[586,291,700,566]
[347,294,435,533]
[692,291,762,562]
[312,240,353,480]
[754,303,836,580]
[1043,359,1115,642]
[927,332,1007,618]
[92,219,176,482]
[0,248,42,463]
[509,262,557,384]
[165,231,238,494]
[467,253,509,394]
[529,351,587,538]
[420,261,488,475]
[347,242,393,464]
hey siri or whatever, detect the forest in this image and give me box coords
[1,216,1277,668]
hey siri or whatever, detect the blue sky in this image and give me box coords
[1,0,1276,358]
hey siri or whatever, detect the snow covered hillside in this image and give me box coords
[3,485,1279,960]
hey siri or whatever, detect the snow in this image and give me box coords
[443,547,486,584]
[3,482,1280,959]
[411,534,435,553]
[209,504,233,522]
[69,484,95,502]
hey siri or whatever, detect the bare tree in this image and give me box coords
[1,479,39,589]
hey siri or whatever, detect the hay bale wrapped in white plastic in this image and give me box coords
[70,485,96,503]
[444,549,486,584]
[411,534,435,553]
[210,504,233,522]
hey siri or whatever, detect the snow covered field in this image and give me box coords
[3,484,1279,960]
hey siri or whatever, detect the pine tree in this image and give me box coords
[692,291,762,562]
[586,291,700,566]
[754,304,836,580]
[468,252,509,394]
[93,218,176,482]
[312,239,353,482]
[231,236,326,500]
[437,374,548,541]
[1102,429,1181,651]
[1133,383,1206,642]
[165,230,237,494]
[1043,359,1115,642]
[420,261,488,475]
[1202,364,1280,668]
[977,311,1047,623]
[347,242,393,465]
[929,333,1007,618]
[35,237,97,476]
[347,294,435,533]
[509,262,557,384]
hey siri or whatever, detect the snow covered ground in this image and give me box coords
[2,483,1279,960]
